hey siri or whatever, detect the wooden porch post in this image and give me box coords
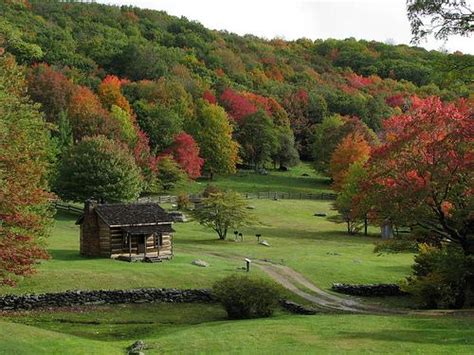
[144,235,147,258]
[128,232,132,259]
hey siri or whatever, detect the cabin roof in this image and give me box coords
[95,203,173,227]
[122,224,175,235]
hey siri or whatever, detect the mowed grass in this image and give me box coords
[3,303,474,354]
[168,162,332,195]
[0,199,413,295]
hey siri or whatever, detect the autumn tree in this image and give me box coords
[362,97,473,254]
[27,63,74,123]
[56,136,143,202]
[0,55,51,286]
[67,86,120,141]
[333,161,369,235]
[97,75,132,114]
[220,88,257,122]
[313,115,377,175]
[188,100,239,178]
[330,132,371,191]
[165,132,204,179]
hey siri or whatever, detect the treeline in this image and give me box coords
[1,0,473,202]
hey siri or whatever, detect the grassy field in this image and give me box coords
[2,303,474,354]
[0,199,412,295]
[2,169,472,354]
[168,163,332,195]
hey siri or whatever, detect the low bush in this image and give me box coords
[374,237,418,254]
[401,244,474,309]
[213,275,280,319]
[177,193,191,210]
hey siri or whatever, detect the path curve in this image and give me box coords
[253,260,405,314]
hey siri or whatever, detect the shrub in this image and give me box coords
[202,184,222,197]
[177,193,191,210]
[374,237,418,254]
[213,275,280,319]
[401,244,473,309]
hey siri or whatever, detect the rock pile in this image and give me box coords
[331,283,406,297]
[280,300,318,315]
[0,288,215,311]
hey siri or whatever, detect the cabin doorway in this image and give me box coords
[137,235,146,254]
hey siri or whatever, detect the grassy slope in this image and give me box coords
[168,163,332,195]
[3,304,474,354]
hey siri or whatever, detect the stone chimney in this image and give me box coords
[84,199,98,214]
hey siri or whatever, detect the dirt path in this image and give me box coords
[186,249,471,316]
[253,260,405,314]
[197,250,404,314]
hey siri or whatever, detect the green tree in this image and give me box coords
[191,191,255,240]
[134,100,183,153]
[109,105,137,146]
[189,100,239,178]
[272,128,300,169]
[312,114,345,174]
[56,136,142,202]
[237,110,279,170]
[156,155,186,191]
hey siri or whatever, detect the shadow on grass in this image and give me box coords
[49,249,102,261]
[340,327,474,345]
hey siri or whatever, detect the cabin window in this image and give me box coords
[155,233,163,248]
[122,234,129,248]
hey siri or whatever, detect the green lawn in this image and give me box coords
[3,303,474,354]
[167,162,332,195]
[1,190,473,354]
[0,199,412,295]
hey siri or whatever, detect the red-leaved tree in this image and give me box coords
[165,133,204,179]
[362,96,473,254]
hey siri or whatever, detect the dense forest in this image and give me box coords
[1,0,473,199]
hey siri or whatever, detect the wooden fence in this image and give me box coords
[54,191,336,212]
[53,202,83,215]
[241,191,336,200]
[148,191,336,203]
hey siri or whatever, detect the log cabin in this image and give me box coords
[76,200,174,262]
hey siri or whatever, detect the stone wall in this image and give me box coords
[331,283,406,297]
[0,288,215,311]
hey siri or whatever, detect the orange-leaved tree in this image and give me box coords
[0,55,51,286]
[330,132,371,191]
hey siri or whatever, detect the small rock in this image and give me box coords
[192,259,210,267]
[314,213,327,217]
[259,240,271,247]
[246,205,255,210]
[128,340,146,355]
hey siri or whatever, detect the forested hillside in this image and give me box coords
[1,0,473,197]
